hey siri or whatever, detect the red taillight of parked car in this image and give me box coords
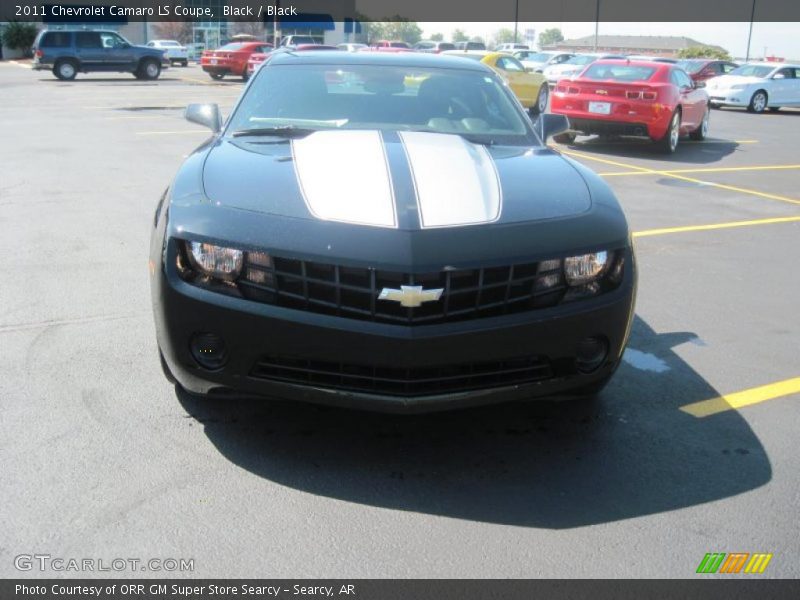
[35,49,43,58]
[626,90,658,100]
[555,85,580,94]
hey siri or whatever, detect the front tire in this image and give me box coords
[747,90,767,113]
[53,59,78,81]
[656,110,681,154]
[689,106,709,141]
[137,58,161,80]
[531,84,549,115]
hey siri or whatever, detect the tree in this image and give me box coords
[491,28,517,47]
[429,32,444,42]
[538,28,564,48]
[2,21,39,56]
[451,29,469,43]
[152,22,193,45]
[677,46,731,60]
[383,19,423,45]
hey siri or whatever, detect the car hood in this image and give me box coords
[707,75,763,87]
[200,130,592,231]
[545,64,583,76]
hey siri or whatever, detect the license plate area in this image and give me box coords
[210,59,218,65]
[588,101,611,115]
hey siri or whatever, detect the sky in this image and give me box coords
[418,22,800,60]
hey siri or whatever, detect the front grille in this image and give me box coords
[237,256,566,325]
[251,355,553,397]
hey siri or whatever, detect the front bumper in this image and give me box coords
[707,90,749,106]
[152,241,637,413]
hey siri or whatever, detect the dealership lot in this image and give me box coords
[1,62,798,577]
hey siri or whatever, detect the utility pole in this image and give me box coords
[594,0,600,51]
[745,0,756,62]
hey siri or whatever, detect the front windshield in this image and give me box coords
[728,65,774,78]
[228,63,534,145]
[564,55,597,66]
[675,60,705,74]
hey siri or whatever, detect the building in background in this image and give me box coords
[544,35,725,57]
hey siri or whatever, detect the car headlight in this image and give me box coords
[564,251,610,285]
[186,241,243,281]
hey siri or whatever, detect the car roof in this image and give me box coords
[268,50,490,71]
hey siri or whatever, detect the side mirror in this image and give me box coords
[537,113,570,141]
[185,103,222,133]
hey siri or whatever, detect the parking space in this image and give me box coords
[1,61,798,578]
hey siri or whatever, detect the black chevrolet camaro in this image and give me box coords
[149,51,636,412]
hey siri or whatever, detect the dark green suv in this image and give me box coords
[32,30,169,81]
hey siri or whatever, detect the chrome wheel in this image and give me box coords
[145,62,159,78]
[669,113,680,152]
[750,91,767,113]
[537,85,549,114]
[57,62,75,80]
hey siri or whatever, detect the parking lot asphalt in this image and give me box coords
[1,62,798,578]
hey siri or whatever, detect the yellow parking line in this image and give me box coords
[561,149,800,207]
[600,164,800,177]
[633,216,800,237]
[680,377,800,418]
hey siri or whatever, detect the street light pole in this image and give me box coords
[594,0,600,51]
[514,0,519,44]
[745,0,756,62]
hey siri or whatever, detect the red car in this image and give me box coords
[550,59,710,153]
[201,41,273,80]
[674,58,739,82]
[246,45,339,79]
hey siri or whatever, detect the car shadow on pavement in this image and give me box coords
[557,136,740,165]
[176,315,771,529]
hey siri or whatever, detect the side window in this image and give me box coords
[99,33,124,48]
[721,63,736,74]
[775,68,793,79]
[498,57,524,72]
[41,32,71,48]
[76,32,101,49]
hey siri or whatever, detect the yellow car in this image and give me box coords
[443,50,549,114]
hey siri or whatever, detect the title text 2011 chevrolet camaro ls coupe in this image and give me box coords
[149,52,637,412]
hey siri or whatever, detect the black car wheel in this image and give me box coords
[53,59,78,81]
[689,106,709,141]
[181,60,189,67]
[553,132,576,145]
[747,90,768,113]
[209,72,224,80]
[656,110,681,154]
[137,58,161,80]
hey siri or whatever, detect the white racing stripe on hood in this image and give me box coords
[399,131,502,228]
[292,130,397,228]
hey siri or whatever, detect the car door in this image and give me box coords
[673,68,702,129]
[100,32,135,69]
[74,32,105,69]
[769,67,796,104]
[495,56,537,105]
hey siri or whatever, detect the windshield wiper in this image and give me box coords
[231,126,317,138]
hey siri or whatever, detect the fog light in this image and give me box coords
[576,336,608,374]
[190,332,228,370]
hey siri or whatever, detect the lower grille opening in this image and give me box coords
[251,354,554,397]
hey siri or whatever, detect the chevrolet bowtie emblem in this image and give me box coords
[378,285,444,308]
[596,89,608,95]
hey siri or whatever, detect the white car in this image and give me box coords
[495,43,529,52]
[543,53,625,85]
[705,63,800,112]
[336,43,368,52]
[146,40,189,66]
[513,50,574,72]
